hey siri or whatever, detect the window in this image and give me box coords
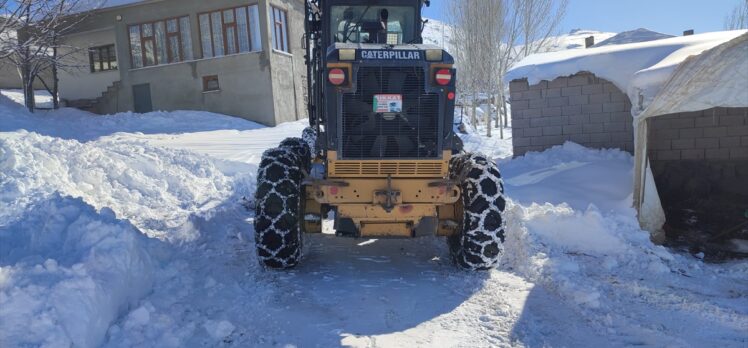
[271,6,289,52]
[199,5,262,59]
[203,75,220,92]
[89,44,117,72]
[329,6,416,44]
[128,15,193,69]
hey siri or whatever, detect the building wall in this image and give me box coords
[648,107,748,196]
[0,58,53,90]
[58,28,119,100]
[509,72,634,157]
[56,0,306,126]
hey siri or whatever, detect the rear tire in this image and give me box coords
[448,153,507,270]
[254,141,309,269]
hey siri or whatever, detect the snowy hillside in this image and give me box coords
[538,29,617,52]
[595,28,675,47]
[1,93,746,347]
[422,18,454,50]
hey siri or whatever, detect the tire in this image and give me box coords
[301,127,318,159]
[254,145,307,269]
[448,153,507,270]
[279,137,312,172]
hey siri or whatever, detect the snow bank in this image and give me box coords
[506,30,747,116]
[0,194,155,348]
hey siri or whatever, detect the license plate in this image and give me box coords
[373,94,402,113]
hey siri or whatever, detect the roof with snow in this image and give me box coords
[506,30,748,118]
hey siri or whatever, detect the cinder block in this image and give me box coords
[563,124,583,134]
[562,86,582,96]
[610,92,629,103]
[730,147,748,159]
[569,95,589,106]
[657,150,681,160]
[529,98,546,109]
[742,136,748,146]
[544,88,561,98]
[582,84,604,95]
[528,80,548,90]
[590,133,611,143]
[543,126,563,136]
[522,90,542,100]
[727,126,748,136]
[681,149,705,160]
[583,123,604,133]
[611,111,632,122]
[695,138,719,149]
[694,116,718,127]
[703,127,727,137]
[511,99,530,111]
[679,128,703,139]
[569,133,590,144]
[512,118,530,128]
[510,80,529,92]
[611,131,633,142]
[513,136,532,146]
[581,104,603,114]
[720,115,745,126]
[568,74,590,87]
[548,77,568,88]
[604,122,626,132]
[542,107,563,117]
[523,127,543,137]
[562,105,582,116]
[603,102,626,113]
[720,137,741,148]
[589,93,611,104]
[672,139,695,149]
[547,97,568,107]
[590,112,611,123]
[650,139,671,150]
[705,148,730,160]
[669,118,695,129]
[655,128,679,140]
[569,115,590,124]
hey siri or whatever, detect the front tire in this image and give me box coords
[448,153,507,270]
[254,143,308,269]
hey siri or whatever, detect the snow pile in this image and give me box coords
[594,28,674,47]
[0,194,155,348]
[506,30,747,116]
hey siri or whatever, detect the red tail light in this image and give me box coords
[435,69,452,86]
[328,68,346,85]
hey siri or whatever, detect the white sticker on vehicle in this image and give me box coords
[373,94,402,113]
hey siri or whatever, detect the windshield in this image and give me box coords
[330,6,416,44]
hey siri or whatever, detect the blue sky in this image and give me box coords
[423,0,741,36]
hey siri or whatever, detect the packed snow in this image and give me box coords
[506,30,747,117]
[1,94,746,347]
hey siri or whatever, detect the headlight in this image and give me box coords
[338,49,356,61]
[425,49,443,62]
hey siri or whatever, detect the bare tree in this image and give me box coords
[516,0,569,58]
[725,0,748,30]
[1,0,92,112]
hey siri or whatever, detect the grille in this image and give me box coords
[329,160,447,177]
[341,66,440,159]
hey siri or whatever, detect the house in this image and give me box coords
[505,30,748,245]
[52,0,306,126]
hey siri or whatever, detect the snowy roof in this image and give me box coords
[506,30,748,118]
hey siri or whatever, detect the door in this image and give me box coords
[132,83,153,113]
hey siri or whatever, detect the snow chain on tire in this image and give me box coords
[254,138,311,269]
[448,153,507,270]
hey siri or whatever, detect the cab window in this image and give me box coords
[330,6,416,44]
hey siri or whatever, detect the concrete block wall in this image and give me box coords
[509,72,634,157]
[648,107,748,197]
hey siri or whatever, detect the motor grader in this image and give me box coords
[254,0,506,270]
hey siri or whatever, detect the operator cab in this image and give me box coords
[330,5,418,45]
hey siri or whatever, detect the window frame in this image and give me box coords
[202,75,220,92]
[128,14,191,69]
[198,4,260,59]
[89,44,117,73]
[271,6,289,53]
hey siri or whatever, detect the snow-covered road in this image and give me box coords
[1,94,746,347]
